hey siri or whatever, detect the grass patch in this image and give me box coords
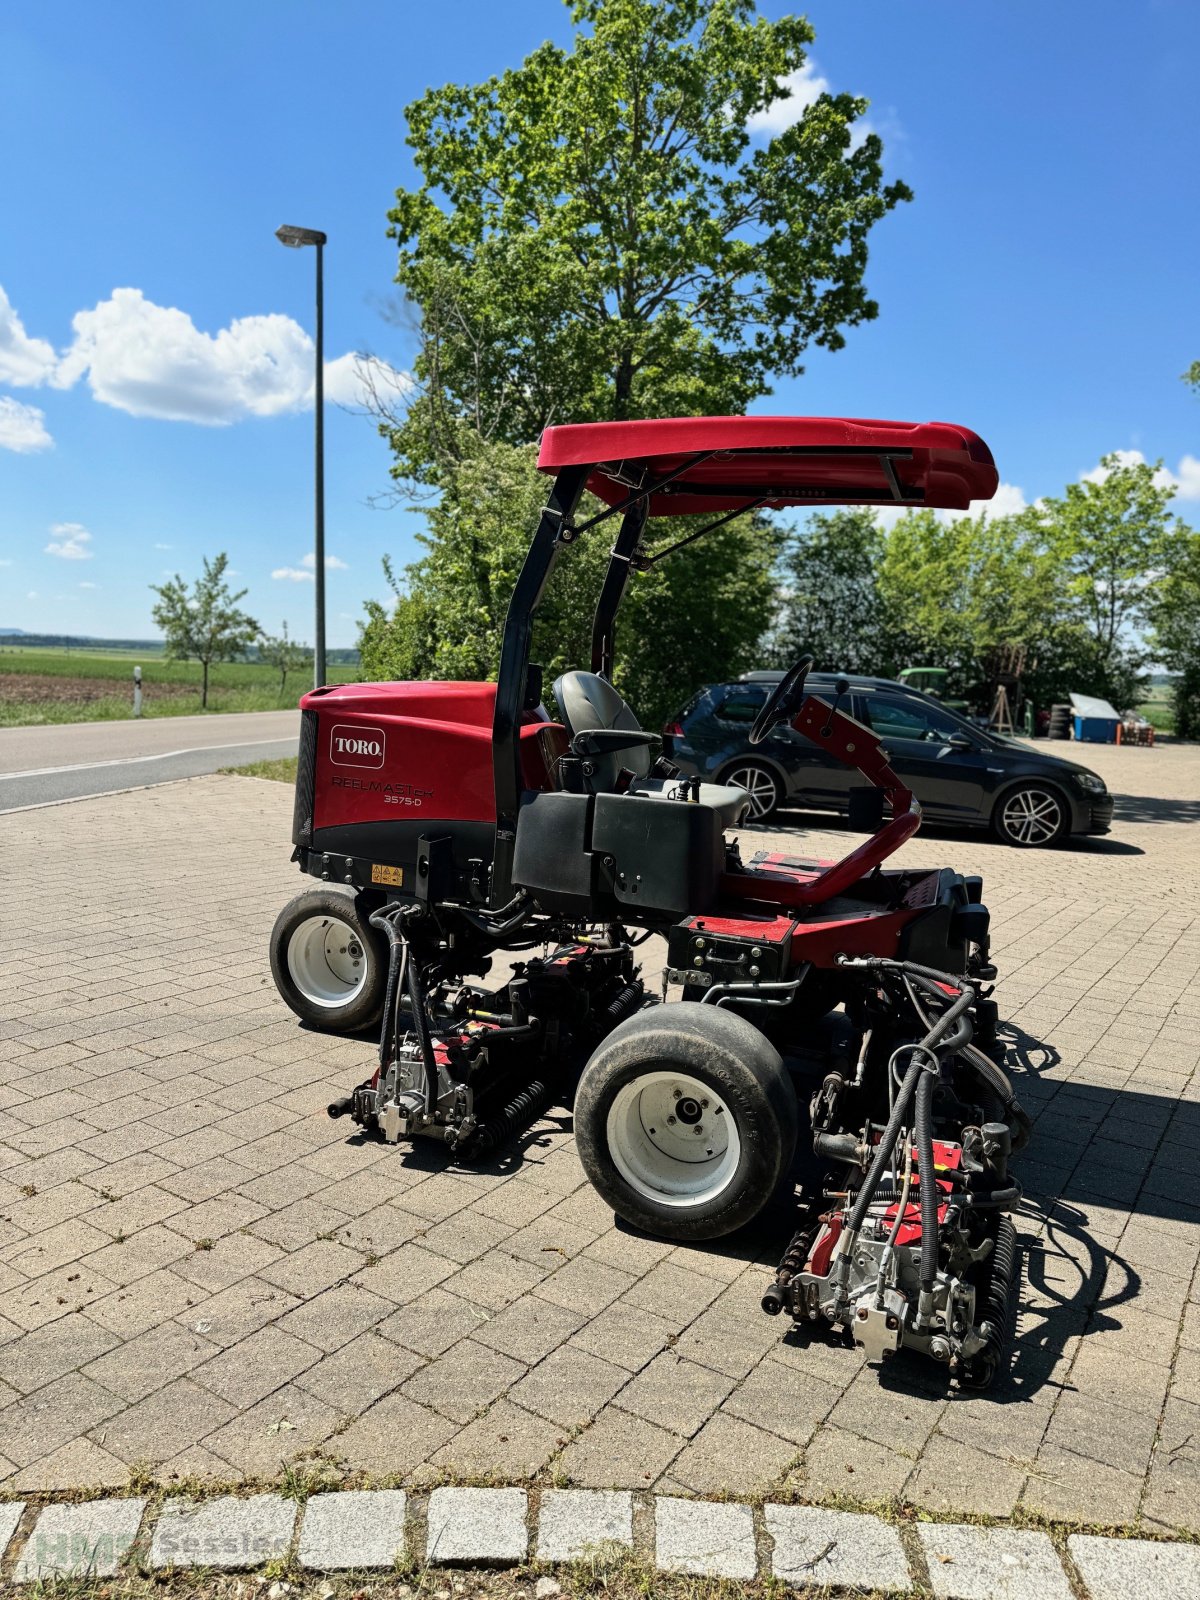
[219,758,299,783]
[0,646,359,728]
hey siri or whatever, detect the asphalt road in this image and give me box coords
[0,709,300,813]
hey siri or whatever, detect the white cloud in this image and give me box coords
[0,395,53,453]
[272,566,313,582]
[154,541,172,550]
[44,521,93,560]
[79,580,99,589]
[1081,448,1200,501]
[0,286,56,386]
[301,551,348,571]
[747,62,831,135]
[55,289,316,424]
[968,481,1027,520]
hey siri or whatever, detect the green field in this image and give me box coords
[0,644,361,727]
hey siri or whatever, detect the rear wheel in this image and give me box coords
[574,1005,798,1240]
[269,885,387,1032]
[991,783,1069,847]
[722,760,783,822]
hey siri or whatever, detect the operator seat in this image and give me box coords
[553,671,752,830]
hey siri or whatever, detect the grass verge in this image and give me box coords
[219,758,299,783]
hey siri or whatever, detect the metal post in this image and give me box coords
[313,239,326,689]
[132,665,142,718]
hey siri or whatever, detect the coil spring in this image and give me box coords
[464,1075,556,1160]
[961,1214,1018,1389]
[603,981,645,1029]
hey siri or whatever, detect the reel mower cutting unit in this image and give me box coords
[269,415,1028,1384]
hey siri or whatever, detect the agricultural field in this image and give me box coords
[0,644,360,727]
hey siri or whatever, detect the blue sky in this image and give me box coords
[1,0,1197,647]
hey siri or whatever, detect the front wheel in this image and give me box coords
[269,885,387,1032]
[722,760,783,822]
[990,784,1070,848]
[574,1005,798,1241]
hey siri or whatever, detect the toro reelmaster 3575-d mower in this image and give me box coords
[269,415,1030,1385]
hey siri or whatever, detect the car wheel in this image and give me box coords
[722,760,783,822]
[574,1005,798,1241]
[269,885,387,1031]
[991,783,1070,848]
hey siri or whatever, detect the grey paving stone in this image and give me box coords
[150,1493,296,1569]
[0,1501,24,1560]
[298,1490,407,1570]
[425,1487,528,1564]
[918,1523,1072,1600]
[536,1489,634,1562]
[654,1495,756,1580]
[15,1497,146,1579]
[767,1504,912,1592]
[1068,1534,1200,1598]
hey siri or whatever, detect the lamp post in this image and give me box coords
[275,223,328,688]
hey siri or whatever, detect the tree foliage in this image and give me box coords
[1147,525,1200,738]
[149,553,259,709]
[382,0,910,484]
[773,509,889,674]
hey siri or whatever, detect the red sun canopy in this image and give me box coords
[537,415,998,516]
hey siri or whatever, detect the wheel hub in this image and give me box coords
[606,1070,741,1207]
[286,914,368,1009]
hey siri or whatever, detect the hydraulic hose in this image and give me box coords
[370,909,407,1073]
[905,978,1033,1154]
[914,1064,938,1324]
[405,951,438,1116]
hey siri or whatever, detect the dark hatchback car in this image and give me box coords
[664,672,1115,847]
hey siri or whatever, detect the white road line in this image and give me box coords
[0,736,296,782]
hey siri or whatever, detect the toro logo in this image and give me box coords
[329,723,386,770]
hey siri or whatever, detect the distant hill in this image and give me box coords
[0,631,360,664]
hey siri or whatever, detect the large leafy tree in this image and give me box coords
[150,553,259,709]
[382,0,910,484]
[774,508,891,675]
[1029,454,1182,706]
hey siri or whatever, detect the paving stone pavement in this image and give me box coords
[0,741,1199,1538]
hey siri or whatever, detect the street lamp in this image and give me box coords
[276,223,328,688]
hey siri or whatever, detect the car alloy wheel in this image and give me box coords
[724,762,781,821]
[997,786,1065,847]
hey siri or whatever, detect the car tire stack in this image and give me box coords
[1047,703,1071,739]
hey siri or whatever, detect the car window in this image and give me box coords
[861,694,965,743]
[715,687,767,724]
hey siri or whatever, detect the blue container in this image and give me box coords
[1073,714,1119,743]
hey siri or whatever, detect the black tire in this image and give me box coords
[269,885,387,1032]
[574,1005,799,1241]
[720,759,783,823]
[989,782,1071,848]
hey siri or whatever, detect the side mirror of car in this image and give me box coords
[947,732,975,751]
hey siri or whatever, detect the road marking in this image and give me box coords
[0,736,296,782]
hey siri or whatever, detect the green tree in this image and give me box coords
[1030,454,1182,706]
[259,620,309,696]
[382,0,910,485]
[150,553,259,709]
[359,437,779,727]
[1182,360,1200,394]
[1147,524,1200,739]
[774,508,891,674]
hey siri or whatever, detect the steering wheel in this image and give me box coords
[749,655,814,747]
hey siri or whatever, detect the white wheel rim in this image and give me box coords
[606,1070,742,1208]
[1001,788,1063,845]
[286,914,368,1008]
[725,765,777,819]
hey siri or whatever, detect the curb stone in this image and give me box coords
[0,1488,1198,1594]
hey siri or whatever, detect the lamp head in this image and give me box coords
[276,224,327,248]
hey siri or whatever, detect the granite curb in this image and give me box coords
[1,1489,1198,1596]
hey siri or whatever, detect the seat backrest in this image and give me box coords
[553,671,652,790]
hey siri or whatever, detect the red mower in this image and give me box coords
[270,416,1029,1385]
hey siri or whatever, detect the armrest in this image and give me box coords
[570,728,661,757]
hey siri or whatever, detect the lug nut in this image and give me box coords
[673,1089,682,1099]
[667,1116,676,1125]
